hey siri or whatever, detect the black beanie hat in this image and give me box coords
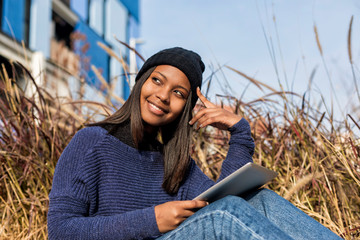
[136,47,205,108]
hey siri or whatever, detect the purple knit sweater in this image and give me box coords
[47,118,254,239]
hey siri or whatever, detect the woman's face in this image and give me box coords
[140,65,191,130]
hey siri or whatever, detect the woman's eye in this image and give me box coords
[152,77,161,84]
[174,90,185,98]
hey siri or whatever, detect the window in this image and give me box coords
[52,11,74,48]
[70,0,89,22]
[1,0,29,44]
[89,0,104,36]
[23,0,31,46]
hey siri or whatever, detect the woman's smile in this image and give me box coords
[147,100,169,116]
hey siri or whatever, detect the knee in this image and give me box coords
[205,195,246,212]
[245,188,278,202]
[215,195,243,205]
[255,188,276,198]
[219,195,242,203]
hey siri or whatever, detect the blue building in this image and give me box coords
[0,0,140,100]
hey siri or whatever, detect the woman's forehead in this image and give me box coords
[153,65,190,89]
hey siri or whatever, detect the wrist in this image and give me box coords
[228,116,242,129]
[228,118,248,133]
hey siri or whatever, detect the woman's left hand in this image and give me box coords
[189,87,242,130]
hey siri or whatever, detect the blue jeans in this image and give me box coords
[158,189,342,240]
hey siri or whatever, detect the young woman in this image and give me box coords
[47,47,342,240]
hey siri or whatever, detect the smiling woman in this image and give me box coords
[47,47,342,240]
[140,65,190,129]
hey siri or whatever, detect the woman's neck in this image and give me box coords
[102,121,162,152]
[143,122,159,136]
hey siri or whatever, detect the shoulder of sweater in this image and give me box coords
[56,126,110,175]
[75,125,107,137]
[74,126,107,140]
[69,126,108,150]
[52,127,109,189]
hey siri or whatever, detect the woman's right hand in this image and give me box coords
[189,87,242,130]
[154,200,208,233]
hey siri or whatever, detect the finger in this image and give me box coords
[189,108,219,125]
[197,114,241,130]
[196,114,218,129]
[196,87,215,108]
[181,200,209,210]
[192,108,242,129]
[191,108,224,127]
[196,117,219,130]
[179,209,197,218]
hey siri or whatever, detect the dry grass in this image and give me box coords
[0,63,111,239]
[191,88,360,239]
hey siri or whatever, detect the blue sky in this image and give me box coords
[140,0,360,120]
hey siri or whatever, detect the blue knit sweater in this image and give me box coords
[47,118,254,240]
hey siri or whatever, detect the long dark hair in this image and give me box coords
[91,66,193,194]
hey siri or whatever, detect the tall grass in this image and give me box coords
[191,81,360,239]
[1,39,359,240]
[191,13,360,239]
[0,62,110,239]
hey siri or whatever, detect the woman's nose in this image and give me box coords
[156,88,170,103]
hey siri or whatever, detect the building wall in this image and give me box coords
[73,20,110,87]
[0,0,140,101]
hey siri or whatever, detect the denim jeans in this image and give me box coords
[158,189,342,240]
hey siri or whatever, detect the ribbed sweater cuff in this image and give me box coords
[104,206,161,239]
[229,118,250,136]
[139,206,161,237]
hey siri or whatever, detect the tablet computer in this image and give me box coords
[193,162,278,202]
